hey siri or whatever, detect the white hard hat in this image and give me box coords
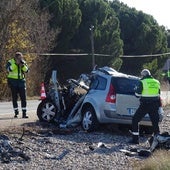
[141,69,151,76]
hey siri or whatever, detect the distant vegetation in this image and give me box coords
[0,0,170,99]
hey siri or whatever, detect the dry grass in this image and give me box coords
[134,150,170,170]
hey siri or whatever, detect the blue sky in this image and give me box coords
[119,0,170,29]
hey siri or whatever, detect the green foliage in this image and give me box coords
[110,57,123,71]
[0,0,169,99]
[110,0,168,75]
[143,58,158,76]
[112,3,167,55]
[72,0,123,66]
[40,0,82,52]
[167,30,170,49]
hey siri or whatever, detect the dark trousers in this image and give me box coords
[10,86,27,112]
[132,101,160,135]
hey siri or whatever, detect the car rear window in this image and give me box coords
[90,75,107,90]
[112,77,139,95]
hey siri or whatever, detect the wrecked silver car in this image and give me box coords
[37,66,164,133]
[37,70,89,127]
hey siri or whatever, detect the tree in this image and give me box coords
[166,29,170,49]
[71,0,123,67]
[0,0,58,99]
[110,0,168,75]
[40,0,82,52]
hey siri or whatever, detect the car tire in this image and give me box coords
[140,125,153,135]
[81,107,99,132]
[37,99,57,122]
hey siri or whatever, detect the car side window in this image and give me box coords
[114,78,139,94]
[90,75,107,90]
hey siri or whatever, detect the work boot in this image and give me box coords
[129,135,139,144]
[14,110,19,118]
[22,111,29,118]
[22,114,29,118]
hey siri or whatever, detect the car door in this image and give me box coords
[83,74,108,117]
[114,77,140,118]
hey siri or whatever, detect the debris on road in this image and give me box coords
[0,135,30,163]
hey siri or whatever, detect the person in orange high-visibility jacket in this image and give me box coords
[129,69,160,144]
[6,52,29,118]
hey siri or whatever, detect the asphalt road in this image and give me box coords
[0,100,41,115]
[0,100,41,129]
[0,91,170,115]
[0,93,170,129]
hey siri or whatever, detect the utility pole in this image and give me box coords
[89,25,95,69]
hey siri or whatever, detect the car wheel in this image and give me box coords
[81,107,99,132]
[140,125,153,135]
[37,99,57,122]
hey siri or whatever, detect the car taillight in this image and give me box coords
[105,84,116,103]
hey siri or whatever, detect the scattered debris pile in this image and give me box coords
[0,134,30,163]
[120,132,170,157]
[0,124,74,164]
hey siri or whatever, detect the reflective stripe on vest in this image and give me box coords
[131,132,139,136]
[141,78,160,97]
[7,59,25,79]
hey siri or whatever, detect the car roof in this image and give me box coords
[91,66,140,80]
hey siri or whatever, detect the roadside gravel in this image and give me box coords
[0,107,169,170]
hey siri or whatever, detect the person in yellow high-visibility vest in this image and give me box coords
[129,69,160,144]
[6,52,29,118]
